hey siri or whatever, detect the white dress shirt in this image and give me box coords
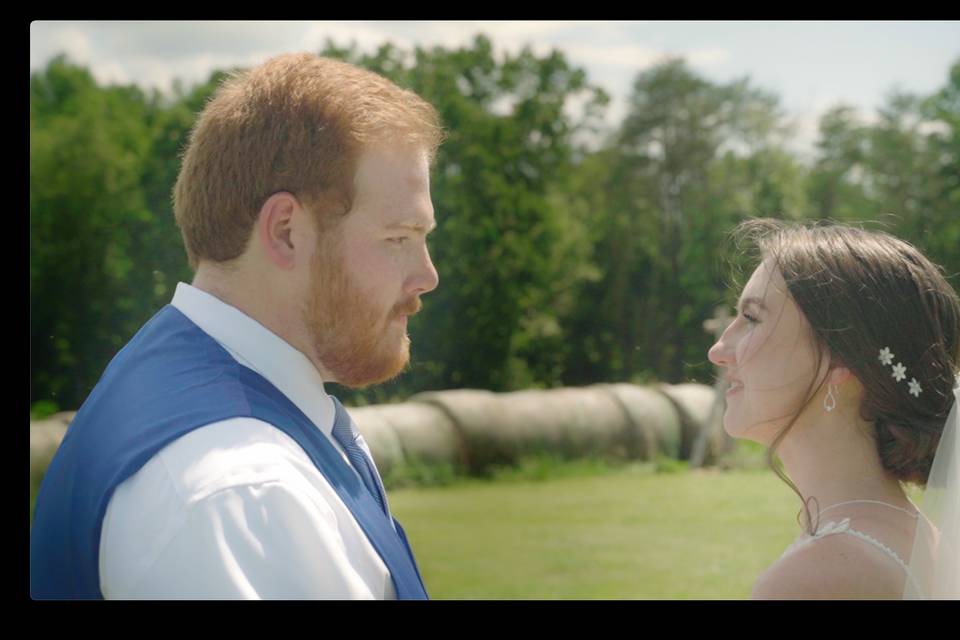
[98,283,397,599]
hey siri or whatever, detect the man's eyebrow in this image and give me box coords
[737,296,767,311]
[386,220,436,233]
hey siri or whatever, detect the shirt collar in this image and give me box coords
[170,282,336,437]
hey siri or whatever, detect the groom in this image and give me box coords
[31,53,443,599]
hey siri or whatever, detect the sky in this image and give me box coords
[29,20,960,160]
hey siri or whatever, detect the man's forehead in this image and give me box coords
[348,141,434,226]
[356,142,430,179]
[352,145,431,203]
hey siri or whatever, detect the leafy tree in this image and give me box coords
[29,46,959,413]
[805,59,960,283]
[805,105,872,221]
[562,59,796,385]
[31,55,157,408]
[318,36,608,400]
[917,59,960,278]
[30,55,246,410]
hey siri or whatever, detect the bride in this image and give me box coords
[708,219,958,599]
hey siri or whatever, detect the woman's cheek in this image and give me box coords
[735,327,761,368]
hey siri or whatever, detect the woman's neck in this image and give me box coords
[775,406,911,520]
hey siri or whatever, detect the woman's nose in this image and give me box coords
[708,325,735,368]
[708,340,727,367]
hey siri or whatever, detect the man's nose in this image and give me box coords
[410,244,439,296]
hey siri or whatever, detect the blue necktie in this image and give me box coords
[330,397,391,520]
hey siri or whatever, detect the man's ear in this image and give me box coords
[257,192,308,270]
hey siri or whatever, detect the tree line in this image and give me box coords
[30,35,960,413]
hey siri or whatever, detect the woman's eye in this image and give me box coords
[387,237,408,245]
[742,311,759,324]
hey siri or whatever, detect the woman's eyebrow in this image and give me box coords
[737,296,768,312]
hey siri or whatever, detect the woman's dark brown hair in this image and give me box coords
[731,218,960,533]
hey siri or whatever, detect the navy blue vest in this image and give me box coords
[30,305,428,600]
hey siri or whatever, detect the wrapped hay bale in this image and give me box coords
[509,387,628,458]
[29,404,459,481]
[411,387,630,471]
[30,412,75,481]
[372,402,465,468]
[347,406,406,477]
[594,384,681,459]
[409,389,500,472]
[655,383,720,460]
[30,384,703,488]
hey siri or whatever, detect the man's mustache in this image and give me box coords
[393,297,422,318]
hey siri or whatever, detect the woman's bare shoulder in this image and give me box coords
[752,533,904,600]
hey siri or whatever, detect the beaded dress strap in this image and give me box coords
[786,518,925,597]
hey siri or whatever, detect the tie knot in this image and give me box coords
[330,398,359,449]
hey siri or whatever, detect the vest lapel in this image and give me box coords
[239,368,429,599]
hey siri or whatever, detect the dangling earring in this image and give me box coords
[824,384,837,413]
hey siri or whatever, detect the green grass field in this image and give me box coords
[388,464,802,599]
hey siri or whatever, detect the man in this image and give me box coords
[30,52,443,599]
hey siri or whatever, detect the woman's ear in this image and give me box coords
[828,365,854,386]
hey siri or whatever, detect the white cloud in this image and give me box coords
[786,111,822,162]
[918,120,950,137]
[785,98,883,162]
[565,44,663,69]
[686,48,732,66]
[95,21,308,60]
[415,21,569,49]
[30,24,94,68]
[89,61,131,87]
[564,42,731,75]
[28,19,955,157]
[301,21,414,53]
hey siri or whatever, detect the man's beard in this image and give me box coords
[304,238,421,388]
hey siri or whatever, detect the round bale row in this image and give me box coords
[29,384,722,481]
[342,382,718,475]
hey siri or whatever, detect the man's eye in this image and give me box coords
[387,237,408,245]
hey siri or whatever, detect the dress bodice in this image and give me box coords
[780,518,923,596]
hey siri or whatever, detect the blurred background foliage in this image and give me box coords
[30,35,960,415]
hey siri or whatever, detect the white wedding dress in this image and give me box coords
[778,513,924,596]
[777,377,959,599]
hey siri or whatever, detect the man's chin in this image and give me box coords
[332,345,410,389]
[337,367,407,390]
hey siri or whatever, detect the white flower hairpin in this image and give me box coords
[908,378,923,397]
[892,363,907,382]
[878,347,922,397]
[878,347,894,366]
